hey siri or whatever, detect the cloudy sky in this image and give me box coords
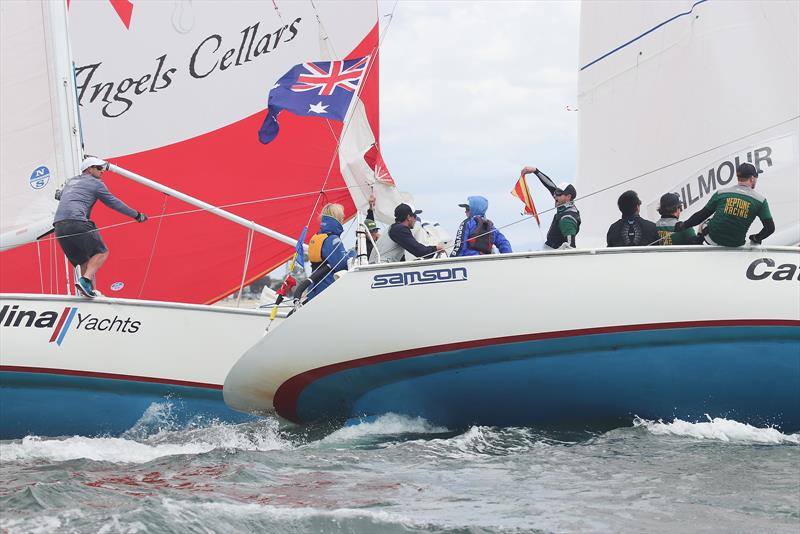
[377,1,581,251]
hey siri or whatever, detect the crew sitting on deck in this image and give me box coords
[655,192,696,245]
[674,163,774,246]
[369,203,444,263]
[607,190,659,247]
[305,203,352,300]
[521,166,580,249]
[451,196,512,256]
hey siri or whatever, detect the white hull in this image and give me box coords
[224,247,800,430]
[0,294,284,437]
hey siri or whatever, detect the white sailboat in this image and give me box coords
[223,0,800,431]
[0,1,390,438]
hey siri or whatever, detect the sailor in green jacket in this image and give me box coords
[675,163,774,246]
[520,166,580,249]
[655,192,696,245]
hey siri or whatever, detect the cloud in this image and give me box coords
[376,1,580,250]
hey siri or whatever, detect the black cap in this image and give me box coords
[554,182,577,200]
[458,203,470,209]
[658,192,682,214]
[394,203,422,222]
[736,162,762,179]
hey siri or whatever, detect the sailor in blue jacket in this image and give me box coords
[306,203,352,300]
[451,196,512,256]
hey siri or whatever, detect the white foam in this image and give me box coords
[1,419,293,464]
[634,416,800,444]
[160,498,428,528]
[320,413,447,443]
[0,435,217,464]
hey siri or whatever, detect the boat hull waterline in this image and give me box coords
[0,295,281,438]
[224,247,800,430]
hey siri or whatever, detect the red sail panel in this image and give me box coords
[0,21,379,304]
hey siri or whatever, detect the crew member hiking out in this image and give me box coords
[607,190,659,247]
[521,166,580,249]
[369,203,443,263]
[451,195,512,256]
[655,192,696,245]
[305,203,352,301]
[53,156,147,298]
[675,163,775,246]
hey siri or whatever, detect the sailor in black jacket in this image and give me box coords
[607,190,659,247]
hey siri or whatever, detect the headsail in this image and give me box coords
[577,0,799,246]
[0,0,82,251]
[0,2,385,303]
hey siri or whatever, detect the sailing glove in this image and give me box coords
[135,212,148,223]
[748,234,762,245]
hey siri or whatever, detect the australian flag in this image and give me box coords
[258,56,371,144]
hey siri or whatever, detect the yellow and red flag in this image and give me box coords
[511,174,540,226]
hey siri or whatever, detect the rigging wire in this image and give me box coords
[137,192,169,298]
[236,225,256,307]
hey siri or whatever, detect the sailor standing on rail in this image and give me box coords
[53,156,147,298]
[675,163,775,246]
[520,166,580,249]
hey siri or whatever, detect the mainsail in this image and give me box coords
[577,0,799,246]
[0,1,387,304]
[0,0,82,251]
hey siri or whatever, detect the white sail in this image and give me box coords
[0,0,82,251]
[577,0,799,246]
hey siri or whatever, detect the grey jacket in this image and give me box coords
[54,173,138,223]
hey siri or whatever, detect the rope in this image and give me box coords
[459,114,800,248]
[137,193,168,298]
[35,240,44,293]
[236,225,256,307]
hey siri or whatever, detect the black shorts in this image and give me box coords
[54,220,108,266]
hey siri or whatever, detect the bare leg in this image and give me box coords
[82,251,109,281]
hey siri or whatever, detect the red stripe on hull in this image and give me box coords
[49,307,71,343]
[273,319,800,422]
[0,365,222,390]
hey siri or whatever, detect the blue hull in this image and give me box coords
[292,326,800,431]
[0,371,253,439]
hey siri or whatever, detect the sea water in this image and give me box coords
[1,404,798,533]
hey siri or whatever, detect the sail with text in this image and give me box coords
[0,2,384,304]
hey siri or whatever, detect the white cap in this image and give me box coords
[81,157,108,172]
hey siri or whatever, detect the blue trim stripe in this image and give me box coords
[56,307,77,346]
[580,0,709,71]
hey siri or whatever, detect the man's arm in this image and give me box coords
[521,166,558,195]
[323,236,350,273]
[494,229,513,253]
[749,218,775,244]
[559,215,578,247]
[95,181,139,219]
[389,224,437,258]
[677,206,714,230]
[450,219,469,257]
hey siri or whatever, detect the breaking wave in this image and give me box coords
[633,416,800,444]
